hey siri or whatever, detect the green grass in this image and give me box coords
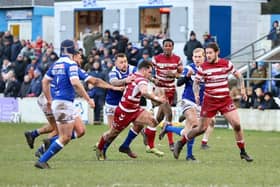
[0,123,280,187]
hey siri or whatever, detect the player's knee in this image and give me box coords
[233,124,241,132]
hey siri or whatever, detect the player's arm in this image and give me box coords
[234,71,247,101]
[87,77,124,91]
[139,83,166,104]
[110,74,135,86]
[193,79,201,105]
[71,77,95,108]
[42,77,51,104]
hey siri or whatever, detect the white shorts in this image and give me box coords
[105,103,117,116]
[51,100,76,124]
[180,99,201,118]
[37,94,53,117]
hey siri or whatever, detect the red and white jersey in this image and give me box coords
[195,58,236,98]
[118,72,148,113]
[152,53,182,92]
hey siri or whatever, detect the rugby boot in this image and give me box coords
[146,146,164,157]
[95,148,106,161]
[169,143,175,152]
[24,131,35,149]
[173,140,184,159]
[34,161,50,169]
[240,152,253,162]
[119,146,137,158]
[201,144,210,150]
[186,155,197,161]
[158,123,169,140]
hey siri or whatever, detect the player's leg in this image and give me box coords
[201,118,215,149]
[136,110,164,157]
[223,110,253,162]
[119,124,143,158]
[35,101,76,169]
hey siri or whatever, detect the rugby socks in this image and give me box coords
[201,134,208,145]
[237,140,246,154]
[97,136,106,151]
[180,136,187,144]
[39,139,63,163]
[31,129,40,139]
[120,127,138,148]
[166,122,174,145]
[165,125,183,136]
[49,135,59,144]
[187,138,195,157]
[145,126,156,148]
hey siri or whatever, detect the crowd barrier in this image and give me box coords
[0,97,280,131]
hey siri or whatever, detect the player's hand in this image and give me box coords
[87,99,95,108]
[155,95,168,105]
[113,86,125,91]
[125,75,136,84]
[240,88,247,101]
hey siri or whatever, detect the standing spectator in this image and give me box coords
[12,54,28,83]
[125,43,140,67]
[83,30,102,57]
[183,31,202,65]
[3,31,13,44]
[2,39,12,61]
[152,40,163,56]
[101,30,114,49]
[112,30,128,53]
[267,20,280,49]
[10,36,23,62]
[88,60,106,125]
[139,38,153,57]
[202,32,215,48]
[18,74,31,98]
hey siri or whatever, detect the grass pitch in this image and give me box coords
[0,123,280,187]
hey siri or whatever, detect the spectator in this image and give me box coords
[259,92,280,110]
[152,40,163,56]
[4,71,20,97]
[88,60,106,125]
[112,30,128,53]
[250,61,267,91]
[12,54,28,83]
[10,36,23,62]
[202,32,215,48]
[267,20,280,49]
[84,55,95,72]
[83,30,102,57]
[2,39,12,61]
[272,62,280,97]
[240,87,254,108]
[253,87,264,109]
[183,31,202,65]
[28,69,42,97]
[20,43,35,58]
[3,31,13,44]
[125,43,140,67]
[18,74,31,98]
[101,30,114,49]
[139,37,153,57]
[1,59,13,78]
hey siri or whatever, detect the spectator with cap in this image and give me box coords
[183,31,202,65]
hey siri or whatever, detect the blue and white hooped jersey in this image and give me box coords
[105,65,135,106]
[45,56,79,102]
[181,63,205,104]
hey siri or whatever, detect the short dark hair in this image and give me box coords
[138,60,153,70]
[206,42,220,52]
[162,38,174,46]
[116,53,126,59]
